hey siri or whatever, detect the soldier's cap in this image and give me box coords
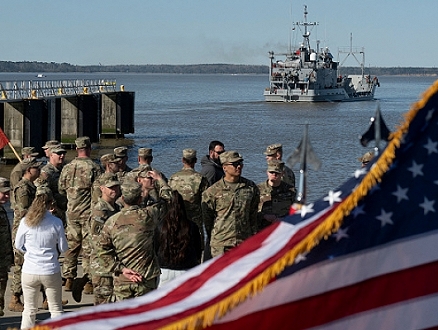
[0,177,11,193]
[75,136,91,149]
[264,143,283,156]
[99,173,120,188]
[183,148,196,160]
[36,185,53,199]
[22,146,39,157]
[42,140,60,150]
[267,159,284,173]
[121,181,142,200]
[100,153,120,164]
[138,148,152,158]
[219,151,243,165]
[114,146,128,158]
[24,160,43,171]
[358,151,374,163]
[49,146,66,154]
[138,166,153,178]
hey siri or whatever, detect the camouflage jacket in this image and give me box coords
[0,205,13,273]
[282,165,297,188]
[90,198,120,277]
[257,180,296,229]
[96,205,160,283]
[58,157,102,219]
[168,167,209,228]
[115,165,133,184]
[202,176,260,248]
[12,178,36,237]
[38,162,67,211]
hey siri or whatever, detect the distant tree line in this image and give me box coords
[0,61,437,76]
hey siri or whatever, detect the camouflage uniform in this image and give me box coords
[257,180,296,229]
[202,176,260,258]
[96,182,161,301]
[0,184,13,316]
[91,154,121,207]
[263,143,296,188]
[90,196,120,305]
[58,153,102,280]
[11,177,37,296]
[9,157,37,209]
[282,165,296,187]
[38,160,67,226]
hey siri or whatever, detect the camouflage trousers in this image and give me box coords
[0,270,8,310]
[62,215,92,279]
[210,245,235,258]
[92,275,113,305]
[113,277,158,301]
[10,248,24,296]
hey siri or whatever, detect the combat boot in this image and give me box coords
[83,282,94,295]
[64,278,74,291]
[72,276,89,303]
[8,294,24,312]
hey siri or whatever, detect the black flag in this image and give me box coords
[359,105,391,147]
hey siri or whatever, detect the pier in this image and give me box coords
[0,78,134,160]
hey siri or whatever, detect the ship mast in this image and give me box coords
[295,5,318,50]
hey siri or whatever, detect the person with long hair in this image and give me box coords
[155,190,202,287]
[15,186,68,329]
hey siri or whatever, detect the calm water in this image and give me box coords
[1,72,437,202]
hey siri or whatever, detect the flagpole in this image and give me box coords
[374,102,381,155]
[296,124,308,205]
[8,142,22,162]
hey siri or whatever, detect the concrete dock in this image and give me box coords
[0,258,94,330]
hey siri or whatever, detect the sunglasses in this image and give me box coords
[225,161,243,168]
[214,150,224,155]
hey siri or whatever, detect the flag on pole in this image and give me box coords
[0,127,10,150]
[359,103,391,148]
[38,80,438,330]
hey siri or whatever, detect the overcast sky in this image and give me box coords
[2,0,436,67]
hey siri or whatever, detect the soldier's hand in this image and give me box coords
[122,268,143,283]
[147,170,162,181]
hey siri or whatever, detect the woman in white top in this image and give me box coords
[15,186,68,329]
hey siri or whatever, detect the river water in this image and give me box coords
[1,72,437,203]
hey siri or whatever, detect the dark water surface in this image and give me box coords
[1,73,436,202]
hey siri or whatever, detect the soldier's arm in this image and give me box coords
[96,223,122,276]
[58,167,68,196]
[201,190,215,239]
[250,185,261,234]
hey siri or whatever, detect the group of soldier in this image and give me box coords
[0,137,298,316]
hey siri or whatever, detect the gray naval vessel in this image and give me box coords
[264,5,380,102]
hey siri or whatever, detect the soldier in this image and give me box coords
[114,146,132,183]
[91,153,121,206]
[200,140,225,186]
[137,168,172,211]
[264,143,296,188]
[75,173,121,305]
[9,147,40,202]
[358,151,375,167]
[127,148,154,181]
[0,178,13,317]
[168,149,209,246]
[58,136,102,294]
[257,160,296,229]
[42,140,61,159]
[202,151,260,258]
[96,182,161,301]
[38,146,68,226]
[9,161,42,312]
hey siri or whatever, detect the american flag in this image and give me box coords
[38,80,438,330]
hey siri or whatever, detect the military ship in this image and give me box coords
[264,5,379,102]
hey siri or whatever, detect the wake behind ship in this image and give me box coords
[264,5,379,102]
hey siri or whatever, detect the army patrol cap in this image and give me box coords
[358,151,374,163]
[75,136,91,149]
[114,146,128,158]
[264,143,283,156]
[22,147,39,157]
[267,160,285,173]
[0,177,11,192]
[183,148,196,160]
[137,166,153,178]
[99,173,120,188]
[49,146,66,154]
[219,151,243,164]
[121,181,142,200]
[42,140,60,150]
[36,185,53,199]
[138,148,152,157]
[100,153,120,164]
[24,160,43,171]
